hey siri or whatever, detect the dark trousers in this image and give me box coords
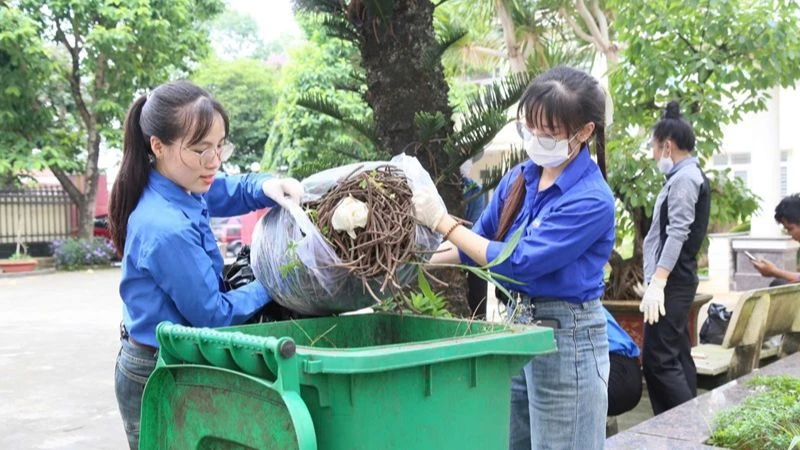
[608,353,643,416]
[642,281,698,414]
[467,271,488,319]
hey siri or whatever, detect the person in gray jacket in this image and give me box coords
[639,101,710,414]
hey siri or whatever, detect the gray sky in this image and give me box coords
[226,0,300,42]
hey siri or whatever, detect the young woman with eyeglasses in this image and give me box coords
[108,80,303,449]
[411,66,615,449]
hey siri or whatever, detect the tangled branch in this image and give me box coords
[306,165,420,295]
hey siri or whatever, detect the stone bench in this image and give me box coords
[691,283,800,379]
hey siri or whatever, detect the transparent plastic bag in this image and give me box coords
[251,154,442,315]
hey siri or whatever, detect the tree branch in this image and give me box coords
[560,8,595,44]
[53,16,92,129]
[591,0,610,42]
[49,166,83,207]
[575,0,606,46]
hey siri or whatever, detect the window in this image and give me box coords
[712,154,729,166]
[730,153,751,165]
[780,166,788,197]
[734,170,748,185]
[781,150,789,162]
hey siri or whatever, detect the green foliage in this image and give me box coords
[191,57,280,173]
[606,0,799,235]
[264,15,381,179]
[709,375,800,450]
[0,6,81,183]
[208,8,269,60]
[52,238,117,270]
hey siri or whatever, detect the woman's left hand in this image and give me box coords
[262,178,304,207]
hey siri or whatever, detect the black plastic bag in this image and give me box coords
[222,245,310,323]
[699,303,732,344]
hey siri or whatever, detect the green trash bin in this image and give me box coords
[140,314,556,449]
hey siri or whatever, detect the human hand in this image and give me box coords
[411,187,447,231]
[639,277,667,325]
[751,258,777,277]
[262,178,304,208]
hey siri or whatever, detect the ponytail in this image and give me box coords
[495,172,526,241]
[109,95,150,255]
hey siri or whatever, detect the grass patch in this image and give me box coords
[708,375,800,450]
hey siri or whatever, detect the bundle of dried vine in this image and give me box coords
[305,165,418,295]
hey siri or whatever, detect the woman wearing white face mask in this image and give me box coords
[411,66,615,449]
[640,101,710,415]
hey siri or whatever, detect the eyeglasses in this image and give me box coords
[182,142,235,167]
[516,122,560,150]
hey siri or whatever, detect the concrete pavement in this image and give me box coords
[0,268,127,449]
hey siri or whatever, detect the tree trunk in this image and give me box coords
[78,127,101,239]
[351,0,468,313]
[494,0,526,74]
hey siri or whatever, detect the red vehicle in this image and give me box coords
[211,217,243,256]
[93,215,112,239]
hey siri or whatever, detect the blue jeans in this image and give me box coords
[509,299,610,450]
[115,338,157,449]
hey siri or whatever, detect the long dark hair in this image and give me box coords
[496,66,607,240]
[108,81,229,254]
[653,101,695,151]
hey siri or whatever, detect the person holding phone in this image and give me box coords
[748,194,800,286]
[639,101,711,415]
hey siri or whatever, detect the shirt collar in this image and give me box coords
[148,168,207,220]
[666,156,699,178]
[522,145,595,193]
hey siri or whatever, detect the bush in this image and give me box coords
[52,238,116,270]
[708,375,800,450]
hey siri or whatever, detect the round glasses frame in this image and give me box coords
[182,142,235,167]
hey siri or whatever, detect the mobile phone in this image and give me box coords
[744,251,758,261]
[535,318,561,329]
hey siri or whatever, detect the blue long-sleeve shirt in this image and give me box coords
[120,169,276,347]
[460,148,615,303]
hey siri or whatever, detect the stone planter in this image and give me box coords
[0,259,38,273]
[603,293,713,352]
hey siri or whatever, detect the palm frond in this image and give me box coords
[478,145,527,192]
[414,111,448,143]
[442,71,534,170]
[319,13,362,44]
[425,24,469,67]
[297,93,379,148]
[293,0,347,15]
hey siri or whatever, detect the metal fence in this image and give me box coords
[0,186,73,245]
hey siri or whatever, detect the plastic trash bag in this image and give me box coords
[250,154,442,315]
[699,303,732,345]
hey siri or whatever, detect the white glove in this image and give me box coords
[411,187,447,231]
[262,178,304,208]
[639,277,667,325]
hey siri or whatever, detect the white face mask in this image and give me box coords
[520,127,578,168]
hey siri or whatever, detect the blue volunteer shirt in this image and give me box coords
[120,169,276,347]
[604,308,640,358]
[460,147,615,303]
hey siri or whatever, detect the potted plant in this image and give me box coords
[0,225,38,273]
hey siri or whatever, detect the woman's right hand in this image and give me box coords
[262,178,304,208]
[411,187,447,231]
